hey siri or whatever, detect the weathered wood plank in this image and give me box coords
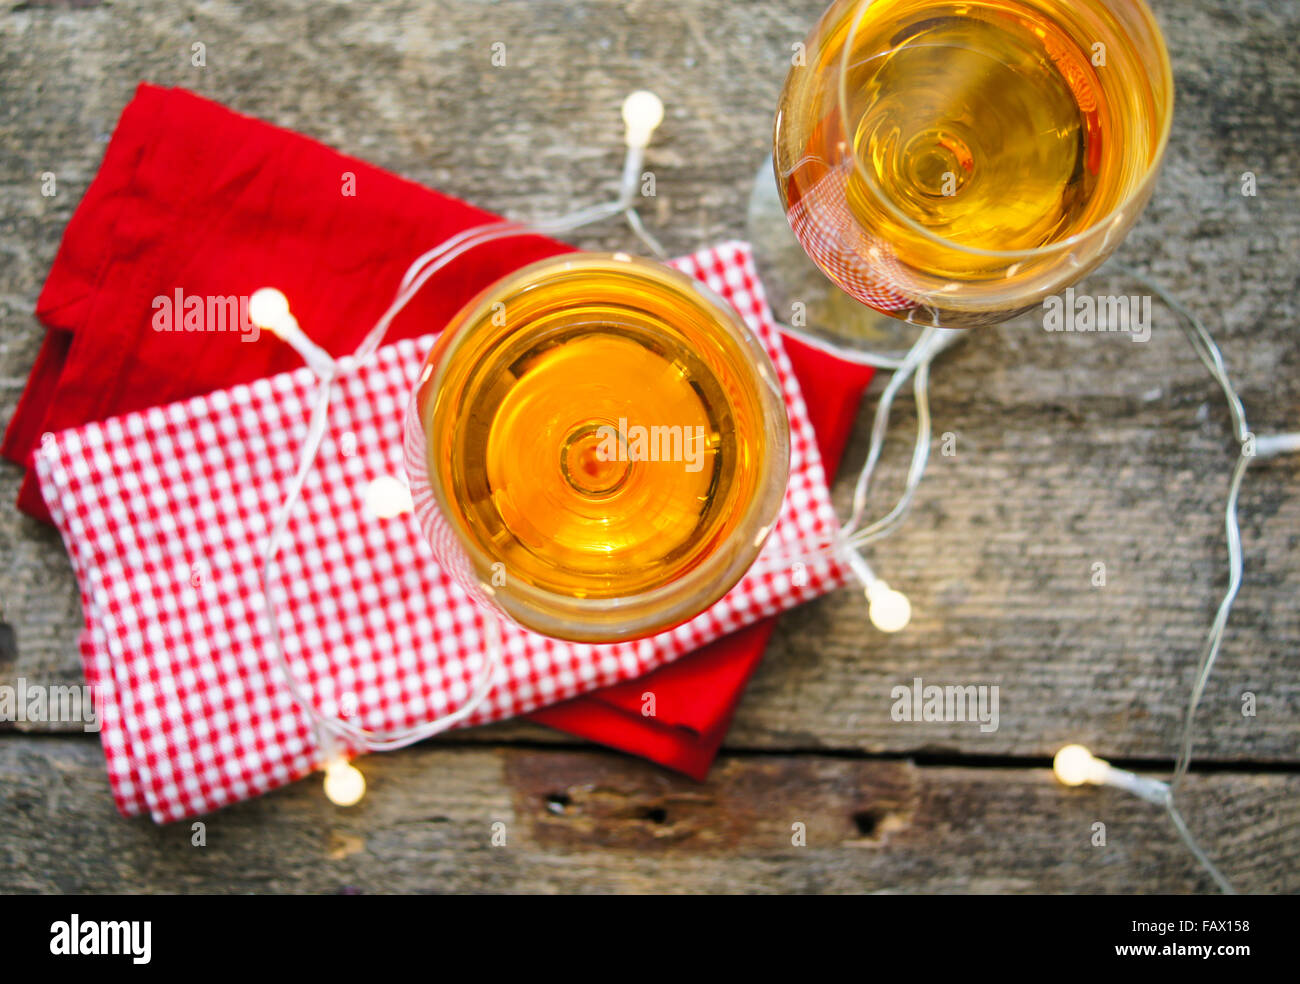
[0,736,1293,893]
[0,0,1297,767]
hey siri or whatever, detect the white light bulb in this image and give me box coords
[248,287,291,331]
[323,758,366,806]
[364,475,413,519]
[1054,744,1103,786]
[621,90,664,149]
[866,581,911,633]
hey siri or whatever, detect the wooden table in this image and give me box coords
[1,0,1296,893]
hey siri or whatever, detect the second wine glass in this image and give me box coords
[773,0,1174,329]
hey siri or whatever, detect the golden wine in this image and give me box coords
[775,0,1171,324]
[411,254,789,642]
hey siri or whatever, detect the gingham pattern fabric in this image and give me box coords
[786,161,914,313]
[34,241,850,823]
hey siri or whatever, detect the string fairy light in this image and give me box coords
[363,475,414,519]
[621,90,665,149]
[322,755,367,807]
[800,265,1299,893]
[842,545,911,632]
[1051,744,1235,895]
[248,86,1288,896]
[253,92,669,806]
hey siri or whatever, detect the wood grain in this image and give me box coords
[1,736,1293,894]
[1,0,1296,761]
[0,0,1295,892]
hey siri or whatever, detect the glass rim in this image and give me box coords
[836,0,1176,261]
[409,250,793,643]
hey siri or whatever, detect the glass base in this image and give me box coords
[745,156,925,364]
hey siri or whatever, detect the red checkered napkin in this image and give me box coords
[34,241,850,823]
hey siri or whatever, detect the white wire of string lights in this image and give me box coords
[790,268,1300,894]
[251,92,670,805]
[250,89,1291,896]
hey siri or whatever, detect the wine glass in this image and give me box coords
[771,0,1174,333]
[404,251,790,644]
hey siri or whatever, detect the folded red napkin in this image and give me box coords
[3,84,874,779]
[33,243,848,822]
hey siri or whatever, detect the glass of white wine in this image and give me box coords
[773,0,1174,330]
[404,252,790,644]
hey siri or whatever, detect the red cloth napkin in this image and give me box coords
[3,84,874,779]
[34,262,851,822]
